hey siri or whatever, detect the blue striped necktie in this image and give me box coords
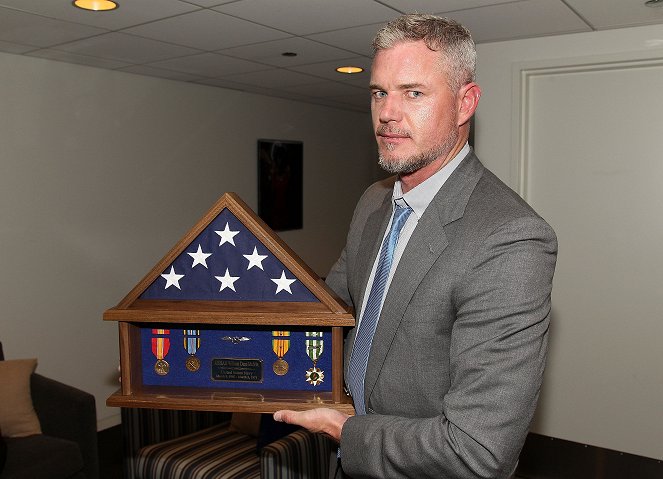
[347,203,413,415]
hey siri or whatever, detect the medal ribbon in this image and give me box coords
[183,329,200,355]
[272,331,290,359]
[151,329,171,360]
[305,331,323,364]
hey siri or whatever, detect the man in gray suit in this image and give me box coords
[275,14,557,479]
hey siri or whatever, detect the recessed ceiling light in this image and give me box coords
[336,66,363,74]
[72,0,118,11]
[645,0,663,6]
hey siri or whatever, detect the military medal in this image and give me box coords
[272,331,290,376]
[184,329,201,372]
[151,329,171,376]
[305,331,324,386]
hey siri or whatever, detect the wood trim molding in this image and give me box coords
[511,55,663,201]
[517,433,663,478]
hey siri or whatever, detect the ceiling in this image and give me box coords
[1,0,662,112]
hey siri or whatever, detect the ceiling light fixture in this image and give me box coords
[336,66,363,74]
[73,0,118,11]
[645,0,663,6]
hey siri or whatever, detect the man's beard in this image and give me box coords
[377,126,459,175]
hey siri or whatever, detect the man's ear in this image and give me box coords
[457,82,481,126]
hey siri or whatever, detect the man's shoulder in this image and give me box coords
[367,175,397,196]
[464,164,556,245]
[357,175,396,210]
[474,167,539,218]
[437,151,553,232]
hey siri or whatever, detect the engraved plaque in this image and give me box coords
[212,358,263,382]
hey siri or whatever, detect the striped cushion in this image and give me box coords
[135,422,260,479]
[121,408,229,479]
[260,429,333,479]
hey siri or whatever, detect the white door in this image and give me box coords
[518,57,663,459]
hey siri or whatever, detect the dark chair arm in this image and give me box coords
[31,373,99,479]
[260,429,335,479]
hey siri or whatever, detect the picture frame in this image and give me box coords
[257,139,303,231]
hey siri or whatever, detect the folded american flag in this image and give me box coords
[140,208,317,303]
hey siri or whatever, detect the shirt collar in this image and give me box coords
[393,143,471,219]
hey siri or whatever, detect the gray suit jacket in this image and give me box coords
[325,151,557,479]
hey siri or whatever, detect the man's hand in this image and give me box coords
[273,408,349,443]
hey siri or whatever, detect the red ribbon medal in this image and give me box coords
[151,329,171,376]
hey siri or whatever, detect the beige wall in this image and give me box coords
[475,25,663,460]
[3,22,662,459]
[0,52,374,429]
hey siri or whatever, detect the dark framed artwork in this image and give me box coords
[257,139,303,231]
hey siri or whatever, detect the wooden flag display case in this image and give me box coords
[104,193,355,414]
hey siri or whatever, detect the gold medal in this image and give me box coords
[184,330,201,373]
[154,358,170,376]
[272,331,290,376]
[272,358,289,376]
[185,355,200,372]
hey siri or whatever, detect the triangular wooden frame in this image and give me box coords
[104,192,354,326]
[104,193,355,414]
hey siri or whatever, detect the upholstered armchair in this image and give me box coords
[122,408,335,479]
[0,341,99,479]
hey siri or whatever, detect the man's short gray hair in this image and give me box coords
[372,14,476,92]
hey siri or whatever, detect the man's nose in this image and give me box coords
[377,95,402,123]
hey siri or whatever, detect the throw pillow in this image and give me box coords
[0,358,42,437]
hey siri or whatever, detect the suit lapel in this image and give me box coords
[345,187,392,370]
[353,191,393,317]
[362,152,485,405]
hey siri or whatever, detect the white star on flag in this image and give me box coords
[243,246,268,270]
[161,266,184,290]
[187,244,212,268]
[271,270,297,294]
[215,268,240,292]
[215,223,239,246]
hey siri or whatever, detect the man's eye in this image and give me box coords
[372,91,387,99]
[407,91,423,98]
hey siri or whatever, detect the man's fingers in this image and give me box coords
[273,408,347,442]
[273,409,297,424]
